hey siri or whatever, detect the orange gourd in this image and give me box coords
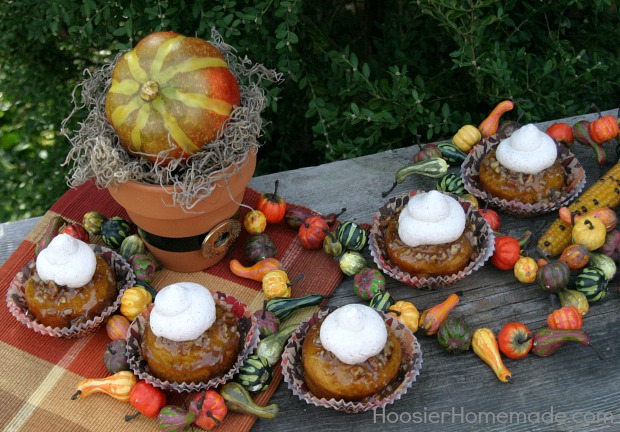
[472,328,512,382]
[478,100,515,138]
[229,258,284,282]
[105,32,240,163]
[558,244,591,270]
[588,115,619,144]
[106,314,131,341]
[71,371,137,402]
[388,300,420,333]
[547,306,583,330]
[418,292,460,336]
[120,287,153,321]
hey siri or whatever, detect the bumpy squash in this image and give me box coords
[120,287,153,321]
[388,300,420,333]
[105,32,241,163]
[437,315,473,354]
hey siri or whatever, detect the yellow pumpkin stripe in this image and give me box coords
[149,35,185,78]
[111,97,143,127]
[157,57,228,83]
[130,104,151,151]
[152,99,201,153]
[108,79,140,96]
[126,51,148,84]
[160,87,232,116]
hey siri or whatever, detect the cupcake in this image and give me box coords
[126,287,258,392]
[282,306,422,413]
[462,124,585,216]
[7,237,133,338]
[369,190,494,289]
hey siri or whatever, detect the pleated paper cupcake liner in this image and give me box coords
[126,291,259,393]
[6,244,135,338]
[368,191,495,290]
[461,135,586,217]
[281,307,423,413]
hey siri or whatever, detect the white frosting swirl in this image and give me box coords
[150,282,216,342]
[495,123,557,174]
[36,233,97,289]
[320,304,387,365]
[397,190,466,247]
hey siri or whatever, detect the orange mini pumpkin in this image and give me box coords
[559,244,591,270]
[105,31,241,163]
[547,306,583,330]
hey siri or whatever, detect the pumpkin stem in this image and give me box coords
[590,103,602,119]
[272,179,280,199]
[261,300,268,320]
[288,273,305,288]
[388,308,401,316]
[517,333,533,344]
[124,412,141,422]
[381,181,397,198]
[70,390,82,400]
[335,207,347,218]
[585,219,594,230]
[140,80,160,101]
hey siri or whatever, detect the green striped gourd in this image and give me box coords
[437,142,467,166]
[369,291,395,312]
[119,234,146,259]
[574,267,608,303]
[101,216,132,249]
[336,221,367,251]
[236,354,272,393]
[436,173,466,196]
[437,315,473,354]
[264,294,327,321]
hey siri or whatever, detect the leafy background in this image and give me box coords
[1,0,618,222]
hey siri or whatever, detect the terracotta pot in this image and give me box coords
[107,150,256,272]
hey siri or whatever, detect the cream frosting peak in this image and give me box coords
[36,233,97,289]
[149,282,216,342]
[495,124,557,174]
[398,190,466,247]
[320,304,387,365]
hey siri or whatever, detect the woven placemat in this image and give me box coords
[0,179,343,431]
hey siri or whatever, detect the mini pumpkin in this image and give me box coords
[513,256,538,283]
[262,270,304,300]
[491,235,521,271]
[452,124,481,152]
[388,300,420,333]
[588,115,619,144]
[537,260,570,294]
[257,180,287,224]
[559,243,591,270]
[120,287,153,321]
[572,217,607,251]
[298,216,329,250]
[547,306,583,330]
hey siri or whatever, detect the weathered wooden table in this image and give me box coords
[2,111,619,431]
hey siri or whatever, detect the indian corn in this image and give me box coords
[537,160,620,257]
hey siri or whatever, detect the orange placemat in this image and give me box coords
[0,180,343,432]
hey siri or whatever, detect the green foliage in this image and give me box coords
[0,0,619,221]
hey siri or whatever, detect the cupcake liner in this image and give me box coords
[281,307,423,413]
[126,291,259,393]
[6,244,135,338]
[368,191,495,289]
[461,135,586,217]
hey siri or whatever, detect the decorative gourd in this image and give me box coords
[588,252,617,281]
[126,380,167,420]
[338,250,366,276]
[497,321,533,359]
[71,370,137,402]
[537,260,570,294]
[119,234,146,259]
[82,211,107,236]
[418,292,460,336]
[588,114,619,144]
[436,173,465,195]
[322,230,343,257]
[491,235,521,270]
[559,243,591,270]
[477,207,501,231]
[298,216,329,250]
[284,206,346,230]
[513,256,538,283]
[105,31,240,163]
[546,122,574,147]
[471,328,512,383]
[451,124,482,152]
[574,119,607,164]
[262,271,303,300]
[220,382,279,419]
[101,216,132,249]
[382,157,449,197]
[120,287,153,321]
[558,289,589,316]
[106,314,131,340]
[352,267,386,300]
[477,100,515,138]
[253,305,280,338]
[412,143,442,162]
[188,390,228,430]
[437,142,468,165]
[460,193,479,209]
[157,406,196,432]
[245,233,277,264]
[60,224,90,243]
[229,258,284,282]
[388,300,420,333]
[547,306,583,330]
[560,206,618,232]
[531,328,600,358]
[243,210,267,235]
[255,324,297,366]
[336,221,367,251]
[598,229,620,262]
[35,216,66,255]
[257,180,287,223]
[369,290,395,312]
[128,254,157,284]
[103,340,130,374]
[572,217,607,251]
[436,315,473,354]
[574,266,608,302]
[264,294,328,321]
[236,354,273,393]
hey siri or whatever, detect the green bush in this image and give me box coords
[1,0,618,221]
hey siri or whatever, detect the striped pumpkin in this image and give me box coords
[105,32,241,163]
[574,267,608,303]
[336,221,367,251]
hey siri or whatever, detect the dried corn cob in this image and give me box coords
[537,160,620,257]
